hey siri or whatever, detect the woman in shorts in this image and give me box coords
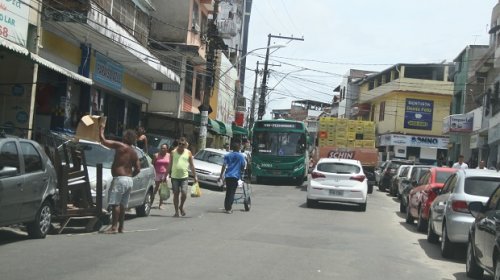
[152,144,170,209]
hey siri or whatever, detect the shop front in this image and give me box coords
[378,134,449,165]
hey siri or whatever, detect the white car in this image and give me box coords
[307,158,368,211]
[77,140,156,217]
[189,148,228,190]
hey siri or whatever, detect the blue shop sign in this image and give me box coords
[93,52,124,91]
[404,98,433,130]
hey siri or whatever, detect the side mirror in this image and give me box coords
[0,166,18,177]
[468,201,484,218]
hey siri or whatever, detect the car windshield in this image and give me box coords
[253,132,305,156]
[195,151,225,165]
[436,171,454,183]
[79,143,115,169]
[317,162,360,174]
[464,177,500,197]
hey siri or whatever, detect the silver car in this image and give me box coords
[427,169,500,258]
[190,148,227,190]
[77,140,156,217]
[0,137,58,238]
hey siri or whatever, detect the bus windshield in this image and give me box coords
[253,131,306,156]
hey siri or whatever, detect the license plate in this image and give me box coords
[329,189,343,196]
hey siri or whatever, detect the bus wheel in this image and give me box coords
[295,177,304,186]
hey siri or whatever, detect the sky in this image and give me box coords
[242,0,498,118]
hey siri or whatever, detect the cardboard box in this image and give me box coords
[75,115,107,142]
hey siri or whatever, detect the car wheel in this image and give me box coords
[26,200,52,239]
[427,212,439,243]
[306,198,318,208]
[441,222,454,258]
[466,238,484,279]
[358,202,367,212]
[136,190,153,217]
[244,197,251,211]
[417,206,427,232]
[400,199,406,213]
[405,204,414,224]
[494,257,500,280]
[368,184,373,194]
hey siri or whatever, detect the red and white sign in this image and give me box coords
[0,0,30,46]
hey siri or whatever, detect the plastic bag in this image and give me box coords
[159,182,170,201]
[191,182,201,197]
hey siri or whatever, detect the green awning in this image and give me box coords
[194,114,221,134]
[216,120,233,137]
[232,124,248,136]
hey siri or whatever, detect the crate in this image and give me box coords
[347,140,356,148]
[354,140,364,148]
[336,119,348,126]
[347,131,356,140]
[363,140,375,148]
[336,139,347,147]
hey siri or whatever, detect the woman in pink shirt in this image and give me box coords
[152,144,170,209]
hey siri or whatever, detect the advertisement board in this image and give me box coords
[0,0,30,46]
[404,98,433,130]
[443,113,473,133]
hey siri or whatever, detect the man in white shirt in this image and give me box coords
[452,155,468,169]
[476,160,487,170]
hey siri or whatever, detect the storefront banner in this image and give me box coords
[394,145,407,158]
[0,0,30,47]
[93,52,124,91]
[404,98,433,130]
[379,134,448,149]
[443,113,473,133]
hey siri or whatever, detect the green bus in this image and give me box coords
[250,119,309,185]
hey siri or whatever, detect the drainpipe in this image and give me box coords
[27,1,42,139]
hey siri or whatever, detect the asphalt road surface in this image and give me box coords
[0,182,490,280]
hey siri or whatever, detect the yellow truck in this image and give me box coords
[313,117,379,193]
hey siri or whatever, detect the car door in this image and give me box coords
[0,140,23,225]
[432,174,457,236]
[409,171,430,218]
[18,141,47,221]
[476,187,500,269]
[130,148,148,206]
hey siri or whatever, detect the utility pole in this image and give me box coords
[199,0,224,150]
[257,34,304,120]
[248,61,259,130]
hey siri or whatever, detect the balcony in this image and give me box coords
[217,20,238,38]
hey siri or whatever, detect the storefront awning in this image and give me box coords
[30,54,93,85]
[232,124,248,136]
[0,37,29,56]
[217,121,233,137]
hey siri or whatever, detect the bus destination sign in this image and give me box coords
[257,122,302,129]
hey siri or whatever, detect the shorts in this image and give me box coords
[155,172,167,182]
[171,178,189,194]
[108,176,133,207]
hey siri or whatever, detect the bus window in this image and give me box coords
[254,132,306,156]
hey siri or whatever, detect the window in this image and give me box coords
[441,174,457,194]
[318,162,361,174]
[185,64,193,95]
[0,141,20,174]
[436,171,453,184]
[369,80,375,90]
[378,101,385,121]
[464,177,500,197]
[20,142,43,173]
[195,74,202,100]
[486,186,500,211]
[418,171,430,185]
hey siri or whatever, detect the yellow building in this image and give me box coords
[356,64,453,164]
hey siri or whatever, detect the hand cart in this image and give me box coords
[233,176,251,211]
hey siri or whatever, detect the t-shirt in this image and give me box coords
[223,152,246,179]
[452,162,468,169]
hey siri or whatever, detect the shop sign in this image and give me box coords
[379,134,448,149]
[0,0,30,46]
[404,98,433,130]
[443,113,473,133]
[93,52,124,91]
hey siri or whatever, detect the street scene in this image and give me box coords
[3,1,500,280]
[0,183,487,280]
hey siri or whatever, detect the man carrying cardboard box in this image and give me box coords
[99,124,140,234]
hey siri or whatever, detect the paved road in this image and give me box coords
[0,183,489,280]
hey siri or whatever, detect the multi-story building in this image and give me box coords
[357,63,454,164]
[1,0,181,138]
[337,69,377,119]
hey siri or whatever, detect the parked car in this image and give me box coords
[0,136,58,238]
[146,133,175,158]
[397,165,417,199]
[427,169,500,258]
[189,148,227,190]
[77,140,156,217]
[379,159,414,192]
[399,165,432,213]
[466,185,500,279]
[389,164,411,197]
[406,167,455,231]
[375,160,388,186]
[307,158,368,211]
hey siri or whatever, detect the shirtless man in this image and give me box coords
[100,125,140,233]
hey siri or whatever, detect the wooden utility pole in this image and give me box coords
[257,34,303,120]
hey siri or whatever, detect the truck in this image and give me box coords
[313,117,379,193]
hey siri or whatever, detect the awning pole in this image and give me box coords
[27,1,42,140]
